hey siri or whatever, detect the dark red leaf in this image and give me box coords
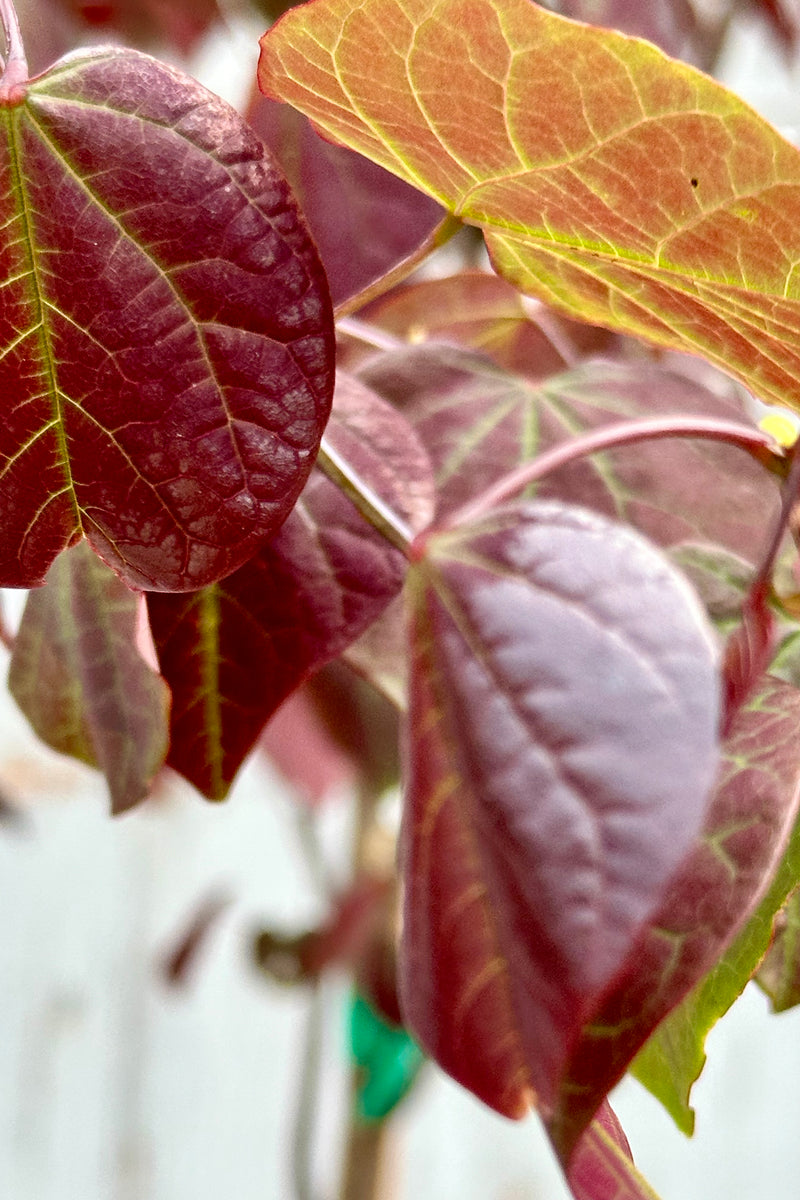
[400,501,720,1121]
[148,374,432,799]
[8,540,170,813]
[0,47,334,590]
[246,91,444,309]
[359,348,779,562]
[553,676,800,1157]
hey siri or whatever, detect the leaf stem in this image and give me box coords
[443,416,785,530]
[333,214,462,319]
[317,437,414,555]
[0,0,27,98]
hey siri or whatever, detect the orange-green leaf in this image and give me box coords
[259,0,800,410]
[8,540,170,813]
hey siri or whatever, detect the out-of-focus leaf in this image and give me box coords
[359,348,779,562]
[304,660,400,794]
[400,501,719,1123]
[568,1101,663,1200]
[148,375,432,799]
[0,47,334,591]
[632,679,800,1132]
[756,884,800,1011]
[363,272,615,379]
[62,0,221,54]
[246,92,445,310]
[258,685,356,806]
[551,676,800,1156]
[8,541,170,813]
[260,0,800,415]
[555,0,704,63]
[161,892,233,986]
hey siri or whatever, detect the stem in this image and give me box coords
[0,0,27,97]
[333,214,463,320]
[317,437,414,555]
[336,318,406,354]
[290,982,326,1200]
[444,416,784,530]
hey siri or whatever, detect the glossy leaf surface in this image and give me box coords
[247,91,444,309]
[359,348,778,562]
[148,375,432,799]
[260,0,800,411]
[0,47,334,590]
[8,540,170,812]
[400,501,719,1121]
[631,680,800,1131]
[551,676,800,1156]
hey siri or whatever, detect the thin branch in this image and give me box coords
[443,416,784,530]
[317,437,414,554]
[336,318,406,354]
[333,214,463,319]
[291,982,326,1200]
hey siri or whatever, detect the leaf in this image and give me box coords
[358,348,779,562]
[399,500,720,1122]
[0,47,334,590]
[631,679,800,1132]
[8,540,170,813]
[550,675,800,1157]
[568,1101,664,1200]
[246,91,445,309]
[259,0,800,413]
[362,271,616,378]
[148,374,432,799]
[756,883,800,1011]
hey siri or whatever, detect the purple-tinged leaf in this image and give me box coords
[631,677,800,1132]
[258,684,356,807]
[8,540,170,813]
[557,0,704,64]
[568,1102,663,1200]
[756,883,800,1011]
[551,675,800,1157]
[722,581,776,731]
[400,501,720,1121]
[246,91,445,310]
[148,374,432,799]
[359,349,779,562]
[362,272,616,379]
[0,47,334,591]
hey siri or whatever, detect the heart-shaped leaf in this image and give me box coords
[148,374,433,799]
[8,539,170,812]
[400,501,720,1121]
[0,46,334,590]
[359,347,778,562]
[260,0,800,412]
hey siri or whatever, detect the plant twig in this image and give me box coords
[442,416,784,531]
[316,437,414,554]
[333,214,462,319]
[291,982,326,1200]
[0,0,27,97]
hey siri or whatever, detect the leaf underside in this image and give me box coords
[400,500,720,1131]
[0,46,334,591]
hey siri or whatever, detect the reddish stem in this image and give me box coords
[0,0,27,99]
[443,416,784,530]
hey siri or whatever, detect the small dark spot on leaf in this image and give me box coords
[690,177,699,188]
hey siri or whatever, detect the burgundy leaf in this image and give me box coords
[557,0,703,63]
[258,685,356,806]
[247,90,445,309]
[359,348,779,561]
[722,580,776,732]
[552,676,800,1157]
[0,47,334,590]
[148,374,432,799]
[400,501,720,1121]
[8,540,170,813]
